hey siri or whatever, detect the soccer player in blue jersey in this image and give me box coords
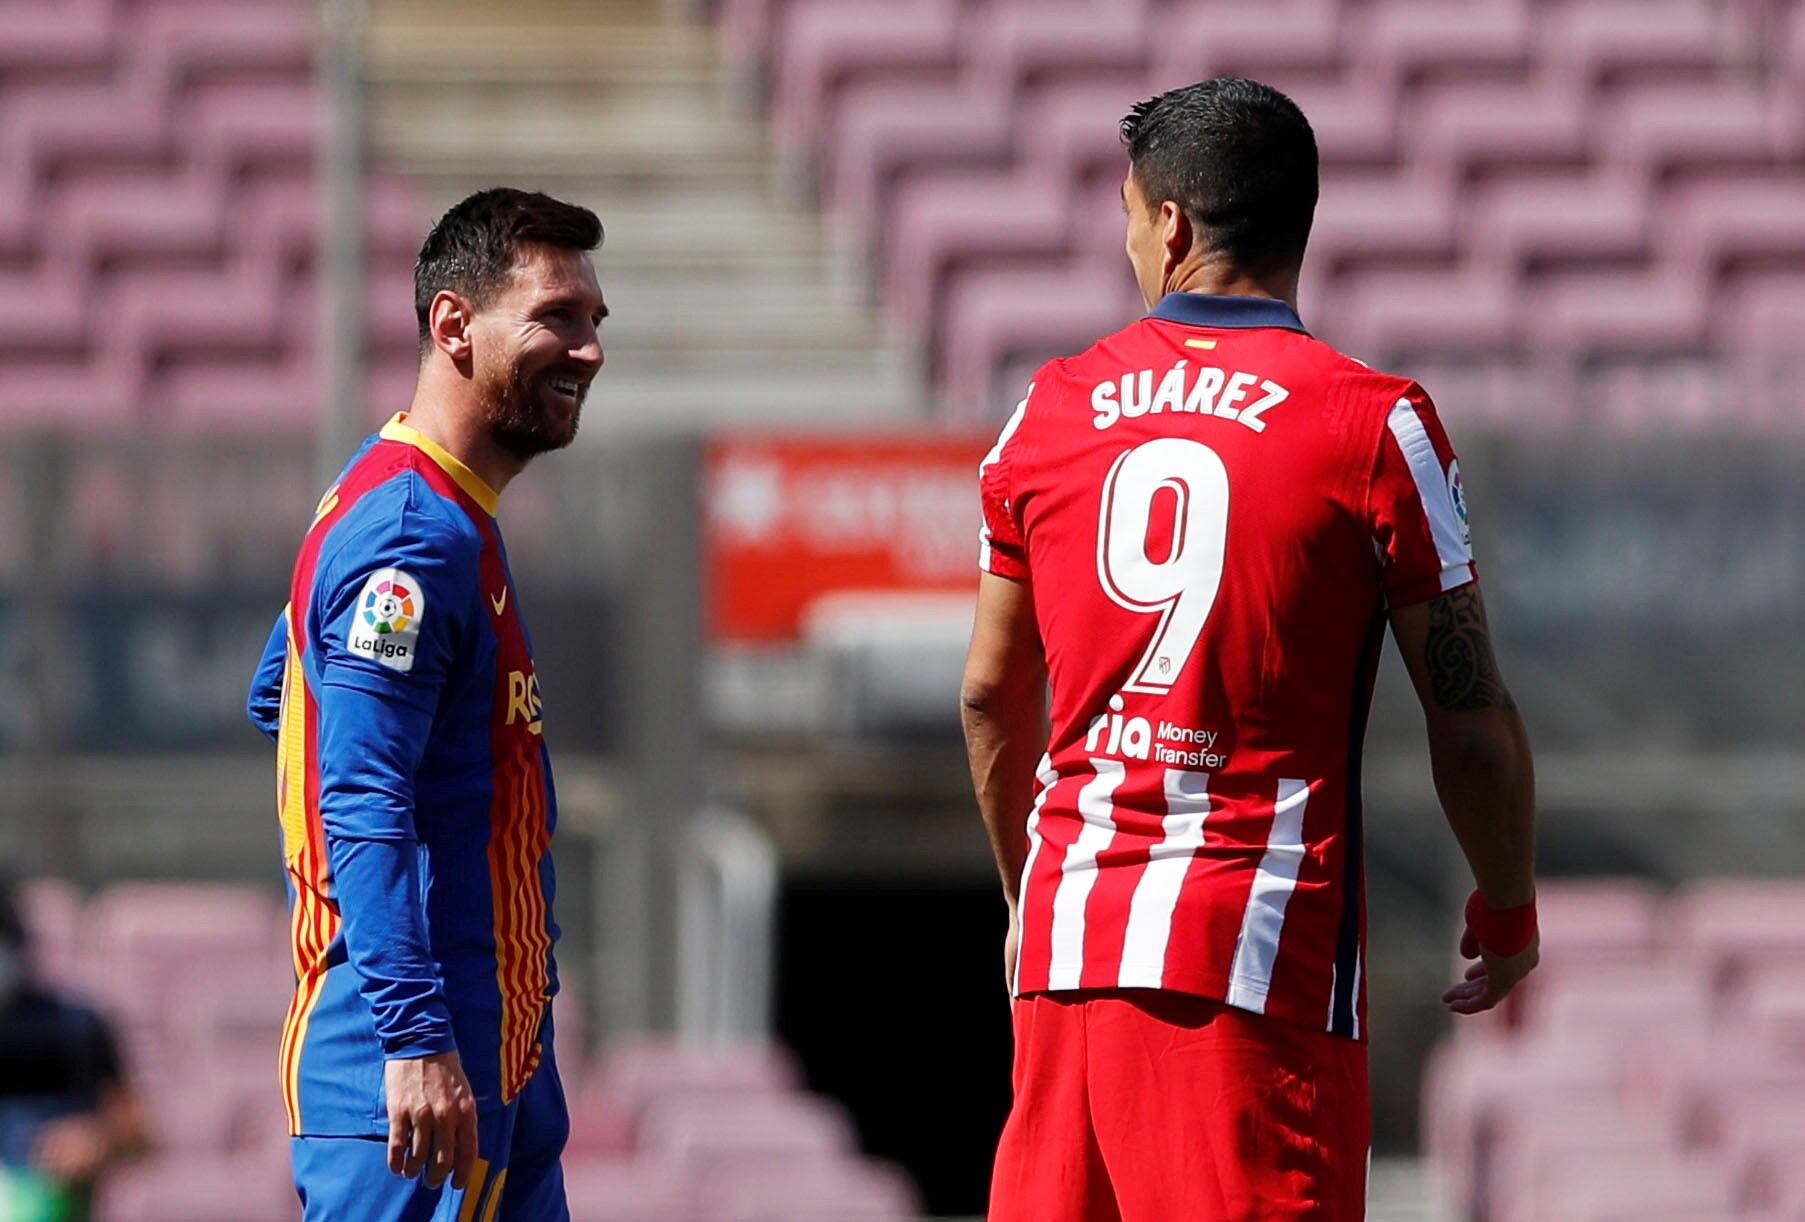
[247,188,605,1221]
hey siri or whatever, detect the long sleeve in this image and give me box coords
[246,610,288,744]
[312,501,476,1059]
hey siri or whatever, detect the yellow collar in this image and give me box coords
[379,413,500,517]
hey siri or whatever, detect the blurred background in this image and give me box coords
[0,0,1801,1218]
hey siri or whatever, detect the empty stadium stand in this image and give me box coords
[724,0,1805,421]
[17,878,917,1222]
[1423,877,1805,1222]
[0,0,425,431]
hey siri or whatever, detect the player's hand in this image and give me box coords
[32,1114,110,1183]
[1003,904,1021,996]
[1442,926,1539,1015]
[385,1050,478,1191]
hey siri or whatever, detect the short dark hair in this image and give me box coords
[1120,77,1318,273]
[414,188,604,352]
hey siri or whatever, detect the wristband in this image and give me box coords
[1465,890,1537,957]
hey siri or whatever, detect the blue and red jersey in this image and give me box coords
[248,413,559,1135]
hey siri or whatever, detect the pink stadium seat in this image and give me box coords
[826,81,1014,253]
[885,168,1074,335]
[939,264,1142,411]
[1540,0,1731,84]
[592,1040,800,1126]
[85,882,285,959]
[1484,1097,1680,1222]
[1672,879,1805,983]
[185,82,323,173]
[963,1,1151,91]
[700,1155,920,1221]
[1421,1032,1631,1218]
[1016,77,1157,187]
[1724,274,1805,356]
[1327,268,1519,357]
[1308,170,1459,269]
[132,1,315,84]
[1354,0,1533,86]
[50,171,227,265]
[1667,175,1805,274]
[1519,961,1713,1038]
[1468,173,1651,271]
[9,82,172,176]
[0,273,88,351]
[1525,269,1711,353]
[1602,81,1785,172]
[1514,1150,1740,1222]
[561,1158,700,1222]
[96,1154,297,1222]
[0,1,115,75]
[637,1093,857,1169]
[1534,877,1666,962]
[1273,76,1398,166]
[771,0,963,160]
[1151,0,1346,83]
[1405,79,1593,174]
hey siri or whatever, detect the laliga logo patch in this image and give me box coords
[1447,461,1471,547]
[348,568,425,672]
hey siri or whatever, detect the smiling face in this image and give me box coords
[468,243,607,459]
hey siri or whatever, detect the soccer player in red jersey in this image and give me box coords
[963,78,1539,1219]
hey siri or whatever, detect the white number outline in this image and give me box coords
[1096,438,1230,695]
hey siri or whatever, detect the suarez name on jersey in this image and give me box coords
[978,293,1475,1041]
[249,413,559,1134]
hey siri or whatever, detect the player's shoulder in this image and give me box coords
[1306,341,1432,418]
[321,462,483,579]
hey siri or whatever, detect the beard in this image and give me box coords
[477,353,584,460]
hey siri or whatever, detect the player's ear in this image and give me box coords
[428,290,476,365]
[1159,200,1192,274]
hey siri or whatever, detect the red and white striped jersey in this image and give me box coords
[979,292,1475,1040]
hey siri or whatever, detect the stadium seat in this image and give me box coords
[561,1157,700,1222]
[95,1153,297,1222]
[771,0,963,161]
[1353,0,1534,86]
[1151,0,1346,83]
[699,1154,920,1221]
[963,1,1152,92]
[939,264,1142,412]
[592,1039,800,1126]
[1602,81,1786,172]
[1540,0,1733,85]
[637,1093,857,1169]
[884,168,1075,337]
[1467,173,1652,271]
[1671,878,1805,985]
[825,80,1015,256]
[1404,79,1594,174]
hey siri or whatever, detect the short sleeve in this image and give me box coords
[1368,385,1477,607]
[978,383,1034,582]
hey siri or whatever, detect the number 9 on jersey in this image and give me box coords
[1096,438,1230,696]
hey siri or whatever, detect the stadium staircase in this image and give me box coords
[366,0,928,434]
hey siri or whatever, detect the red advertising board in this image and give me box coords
[704,435,991,643]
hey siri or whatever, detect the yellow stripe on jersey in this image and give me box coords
[457,1160,492,1222]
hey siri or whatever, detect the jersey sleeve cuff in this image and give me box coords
[1384,564,1478,609]
[379,1013,459,1060]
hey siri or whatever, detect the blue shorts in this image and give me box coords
[291,1047,569,1222]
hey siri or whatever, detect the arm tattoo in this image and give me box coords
[1424,587,1515,712]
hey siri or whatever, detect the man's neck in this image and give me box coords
[1167,258,1299,311]
[402,371,527,498]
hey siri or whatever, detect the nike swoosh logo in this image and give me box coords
[490,588,508,615]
